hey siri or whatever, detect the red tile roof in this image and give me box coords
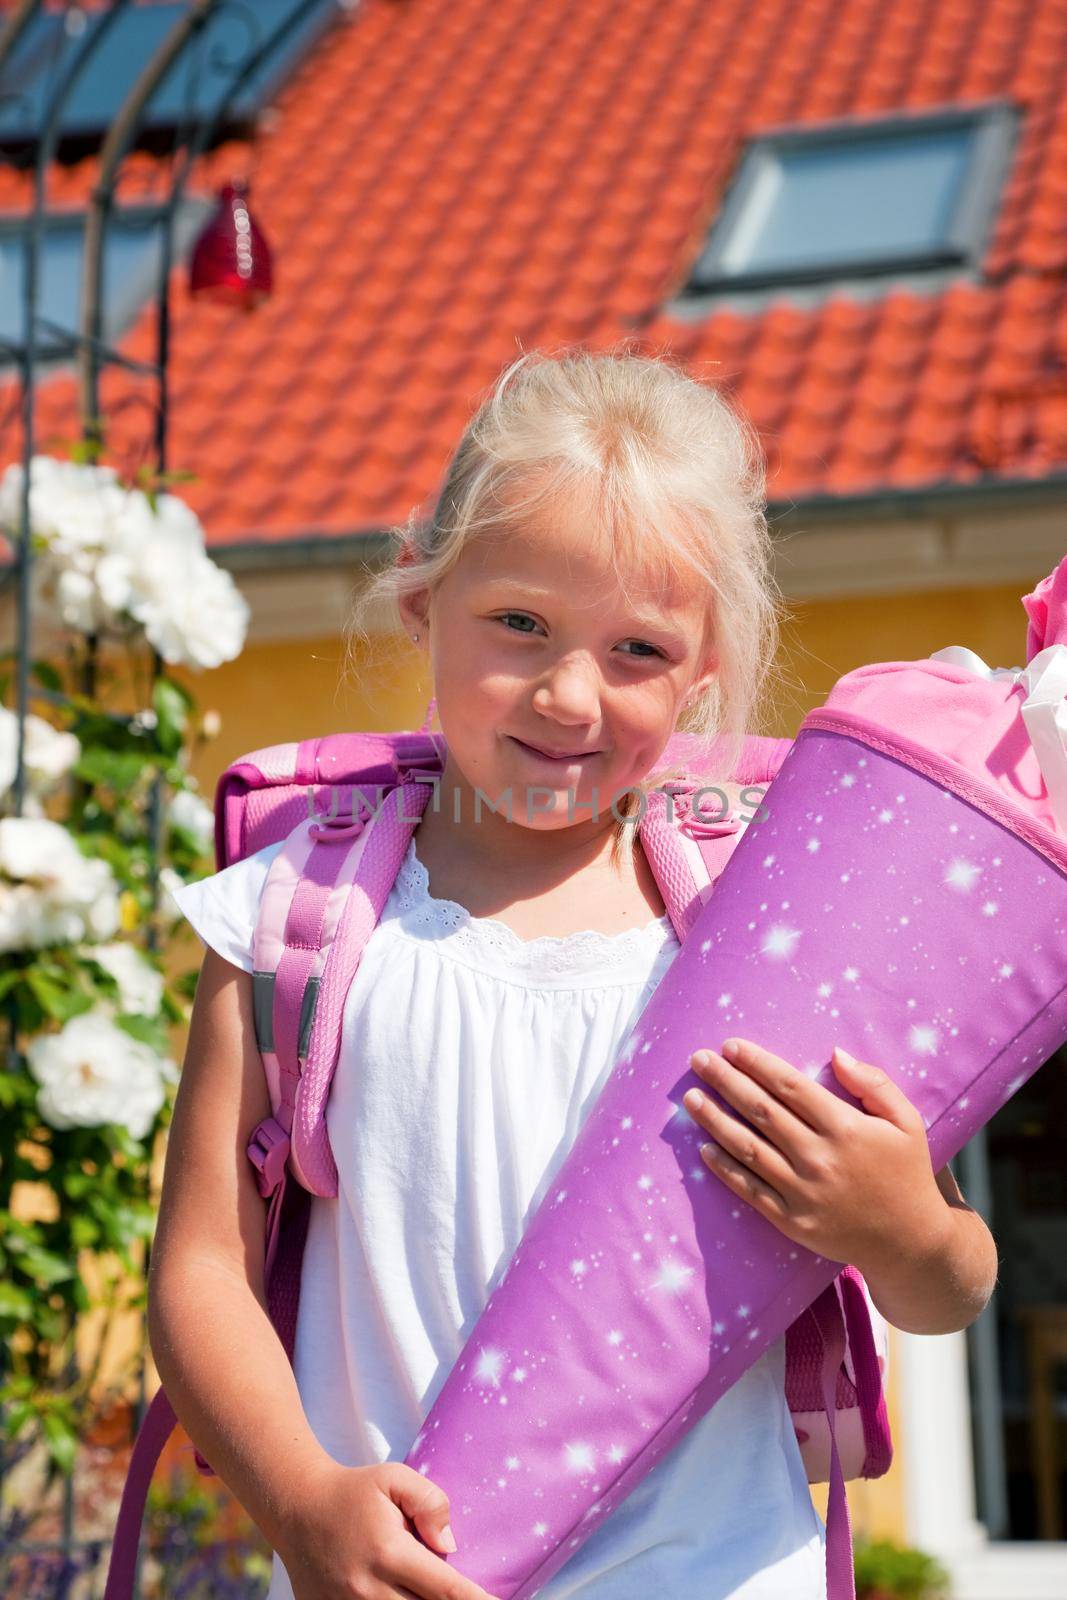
[5,0,1067,553]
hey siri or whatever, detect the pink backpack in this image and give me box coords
[104,728,891,1600]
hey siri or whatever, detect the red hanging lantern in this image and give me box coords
[189,180,273,309]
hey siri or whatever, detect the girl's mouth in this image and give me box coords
[508,737,601,764]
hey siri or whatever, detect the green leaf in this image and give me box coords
[26,968,93,1023]
[153,678,190,756]
[114,1013,170,1055]
[21,1246,75,1287]
[69,1214,100,1249]
[2,1373,36,1401]
[74,747,152,791]
[106,1123,151,1164]
[60,1171,94,1200]
[41,1409,77,1475]
[159,987,187,1022]
[0,966,29,1002]
[30,659,64,693]
[171,969,201,1001]
[3,1400,37,1437]
[68,429,109,465]
[0,1282,34,1319]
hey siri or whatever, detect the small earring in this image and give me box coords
[412,633,419,642]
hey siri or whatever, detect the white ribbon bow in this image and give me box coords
[929,643,1067,838]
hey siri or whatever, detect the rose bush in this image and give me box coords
[0,450,247,1481]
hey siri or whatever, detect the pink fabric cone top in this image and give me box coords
[402,558,1067,1600]
[806,554,1067,842]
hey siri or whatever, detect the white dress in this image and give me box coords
[170,833,827,1600]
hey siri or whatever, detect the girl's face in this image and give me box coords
[400,490,719,834]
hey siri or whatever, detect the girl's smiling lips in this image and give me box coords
[508,736,603,762]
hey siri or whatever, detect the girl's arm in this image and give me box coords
[855,1161,1000,1337]
[147,947,339,1550]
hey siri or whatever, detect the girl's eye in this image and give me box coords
[497,614,664,658]
[619,640,665,659]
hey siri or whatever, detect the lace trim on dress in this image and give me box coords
[383,838,679,979]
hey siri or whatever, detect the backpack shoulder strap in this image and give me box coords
[638,776,761,939]
[247,772,439,1199]
[639,730,791,935]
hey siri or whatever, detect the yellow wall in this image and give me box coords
[775,579,1029,729]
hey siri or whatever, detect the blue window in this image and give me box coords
[0,1,340,150]
[683,103,1017,297]
[0,204,208,365]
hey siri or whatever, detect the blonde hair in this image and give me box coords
[344,343,787,868]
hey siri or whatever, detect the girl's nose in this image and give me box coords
[531,654,602,723]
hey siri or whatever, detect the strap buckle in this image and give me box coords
[247,1116,290,1198]
[308,814,366,842]
[307,788,373,843]
[678,807,743,839]
[660,782,743,839]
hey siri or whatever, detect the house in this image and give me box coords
[2,2,1065,1593]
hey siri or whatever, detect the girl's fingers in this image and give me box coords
[700,1140,792,1225]
[687,1046,825,1167]
[389,1539,502,1600]
[710,1037,844,1136]
[682,1069,798,1183]
[685,1084,794,1195]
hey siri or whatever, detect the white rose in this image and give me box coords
[94,549,136,617]
[83,885,121,943]
[26,715,80,785]
[25,1011,168,1140]
[0,707,80,796]
[0,457,122,555]
[27,545,115,637]
[90,941,164,1017]
[167,787,214,852]
[0,818,121,950]
[56,566,110,632]
[85,480,249,667]
[0,816,90,884]
[0,883,79,949]
[136,551,249,670]
[0,710,20,794]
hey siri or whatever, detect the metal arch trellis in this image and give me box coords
[0,1,327,1591]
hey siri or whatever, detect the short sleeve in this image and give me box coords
[167,840,285,973]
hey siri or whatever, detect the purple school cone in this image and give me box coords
[403,559,1067,1600]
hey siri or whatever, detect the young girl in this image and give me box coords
[154,349,994,1600]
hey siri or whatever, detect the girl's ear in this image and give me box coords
[690,653,719,702]
[398,588,431,639]
[395,544,432,638]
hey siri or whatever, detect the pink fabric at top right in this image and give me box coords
[816,554,1067,837]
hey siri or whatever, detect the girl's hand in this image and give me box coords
[279,1459,502,1600]
[682,1037,943,1273]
